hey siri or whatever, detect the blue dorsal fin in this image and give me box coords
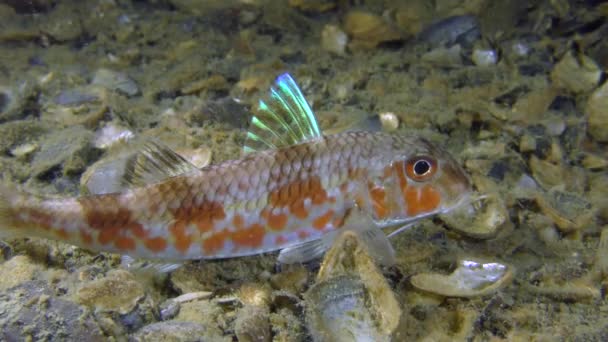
[243,73,322,153]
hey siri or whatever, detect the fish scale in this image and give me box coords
[0,73,472,263]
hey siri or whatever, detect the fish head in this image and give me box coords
[385,136,472,222]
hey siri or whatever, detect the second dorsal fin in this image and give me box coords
[243,73,322,154]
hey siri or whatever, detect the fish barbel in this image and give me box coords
[0,74,471,262]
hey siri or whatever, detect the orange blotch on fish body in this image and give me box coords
[311,189,328,205]
[405,185,441,217]
[268,212,288,231]
[369,185,388,219]
[233,214,245,229]
[98,227,118,245]
[55,228,69,240]
[145,237,168,252]
[203,230,230,255]
[269,177,327,207]
[275,235,287,245]
[297,230,310,239]
[290,199,308,219]
[80,230,93,245]
[130,224,147,239]
[170,220,193,253]
[195,217,214,233]
[232,224,265,248]
[312,210,334,230]
[30,209,54,230]
[115,236,136,251]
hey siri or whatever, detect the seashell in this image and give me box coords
[550,51,601,94]
[440,192,509,239]
[309,231,401,339]
[410,259,513,297]
[321,24,348,55]
[93,122,135,150]
[306,275,390,342]
[529,155,564,190]
[235,305,271,342]
[587,80,608,142]
[534,189,595,234]
[343,11,402,50]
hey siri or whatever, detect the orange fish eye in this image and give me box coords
[405,155,437,181]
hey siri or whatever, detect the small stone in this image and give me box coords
[472,42,498,66]
[93,123,134,149]
[10,142,38,159]
[92,68,139,97]
[378,112,399,131]
[421,45,463,66]
[321,24,348,55]
[343,11,402,50]
[551,51,601,94]
[581,153,608,170]
[529,155,564,189]
[587,81,608,142]
[535,189,595,234]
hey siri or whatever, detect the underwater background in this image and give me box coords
[0,0,607,340]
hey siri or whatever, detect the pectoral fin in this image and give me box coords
[278,211,396,266]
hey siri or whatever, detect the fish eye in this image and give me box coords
[405,155,437,181]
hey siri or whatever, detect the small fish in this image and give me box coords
[0,73,471,264]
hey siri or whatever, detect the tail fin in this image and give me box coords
[0,183,23,239]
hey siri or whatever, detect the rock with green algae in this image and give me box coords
[75,269,145,315]
[31,125,96,178]
[0,255,42,291]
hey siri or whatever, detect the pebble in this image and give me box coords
[321,24,348,55]
[92,68,139,97]
[417,15,480,48]
[550,51,601,94]
[587,80,608,142]
[472,47,498,66]
[343,11,402,50]
[378,112,399,131]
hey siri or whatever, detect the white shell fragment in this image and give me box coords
[306,231,401,341]
[472,47,498,66]
[411,259,513,297]
[93,123,135,149]
[440,193,508,239]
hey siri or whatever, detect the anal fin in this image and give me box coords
[121,255,183,274]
